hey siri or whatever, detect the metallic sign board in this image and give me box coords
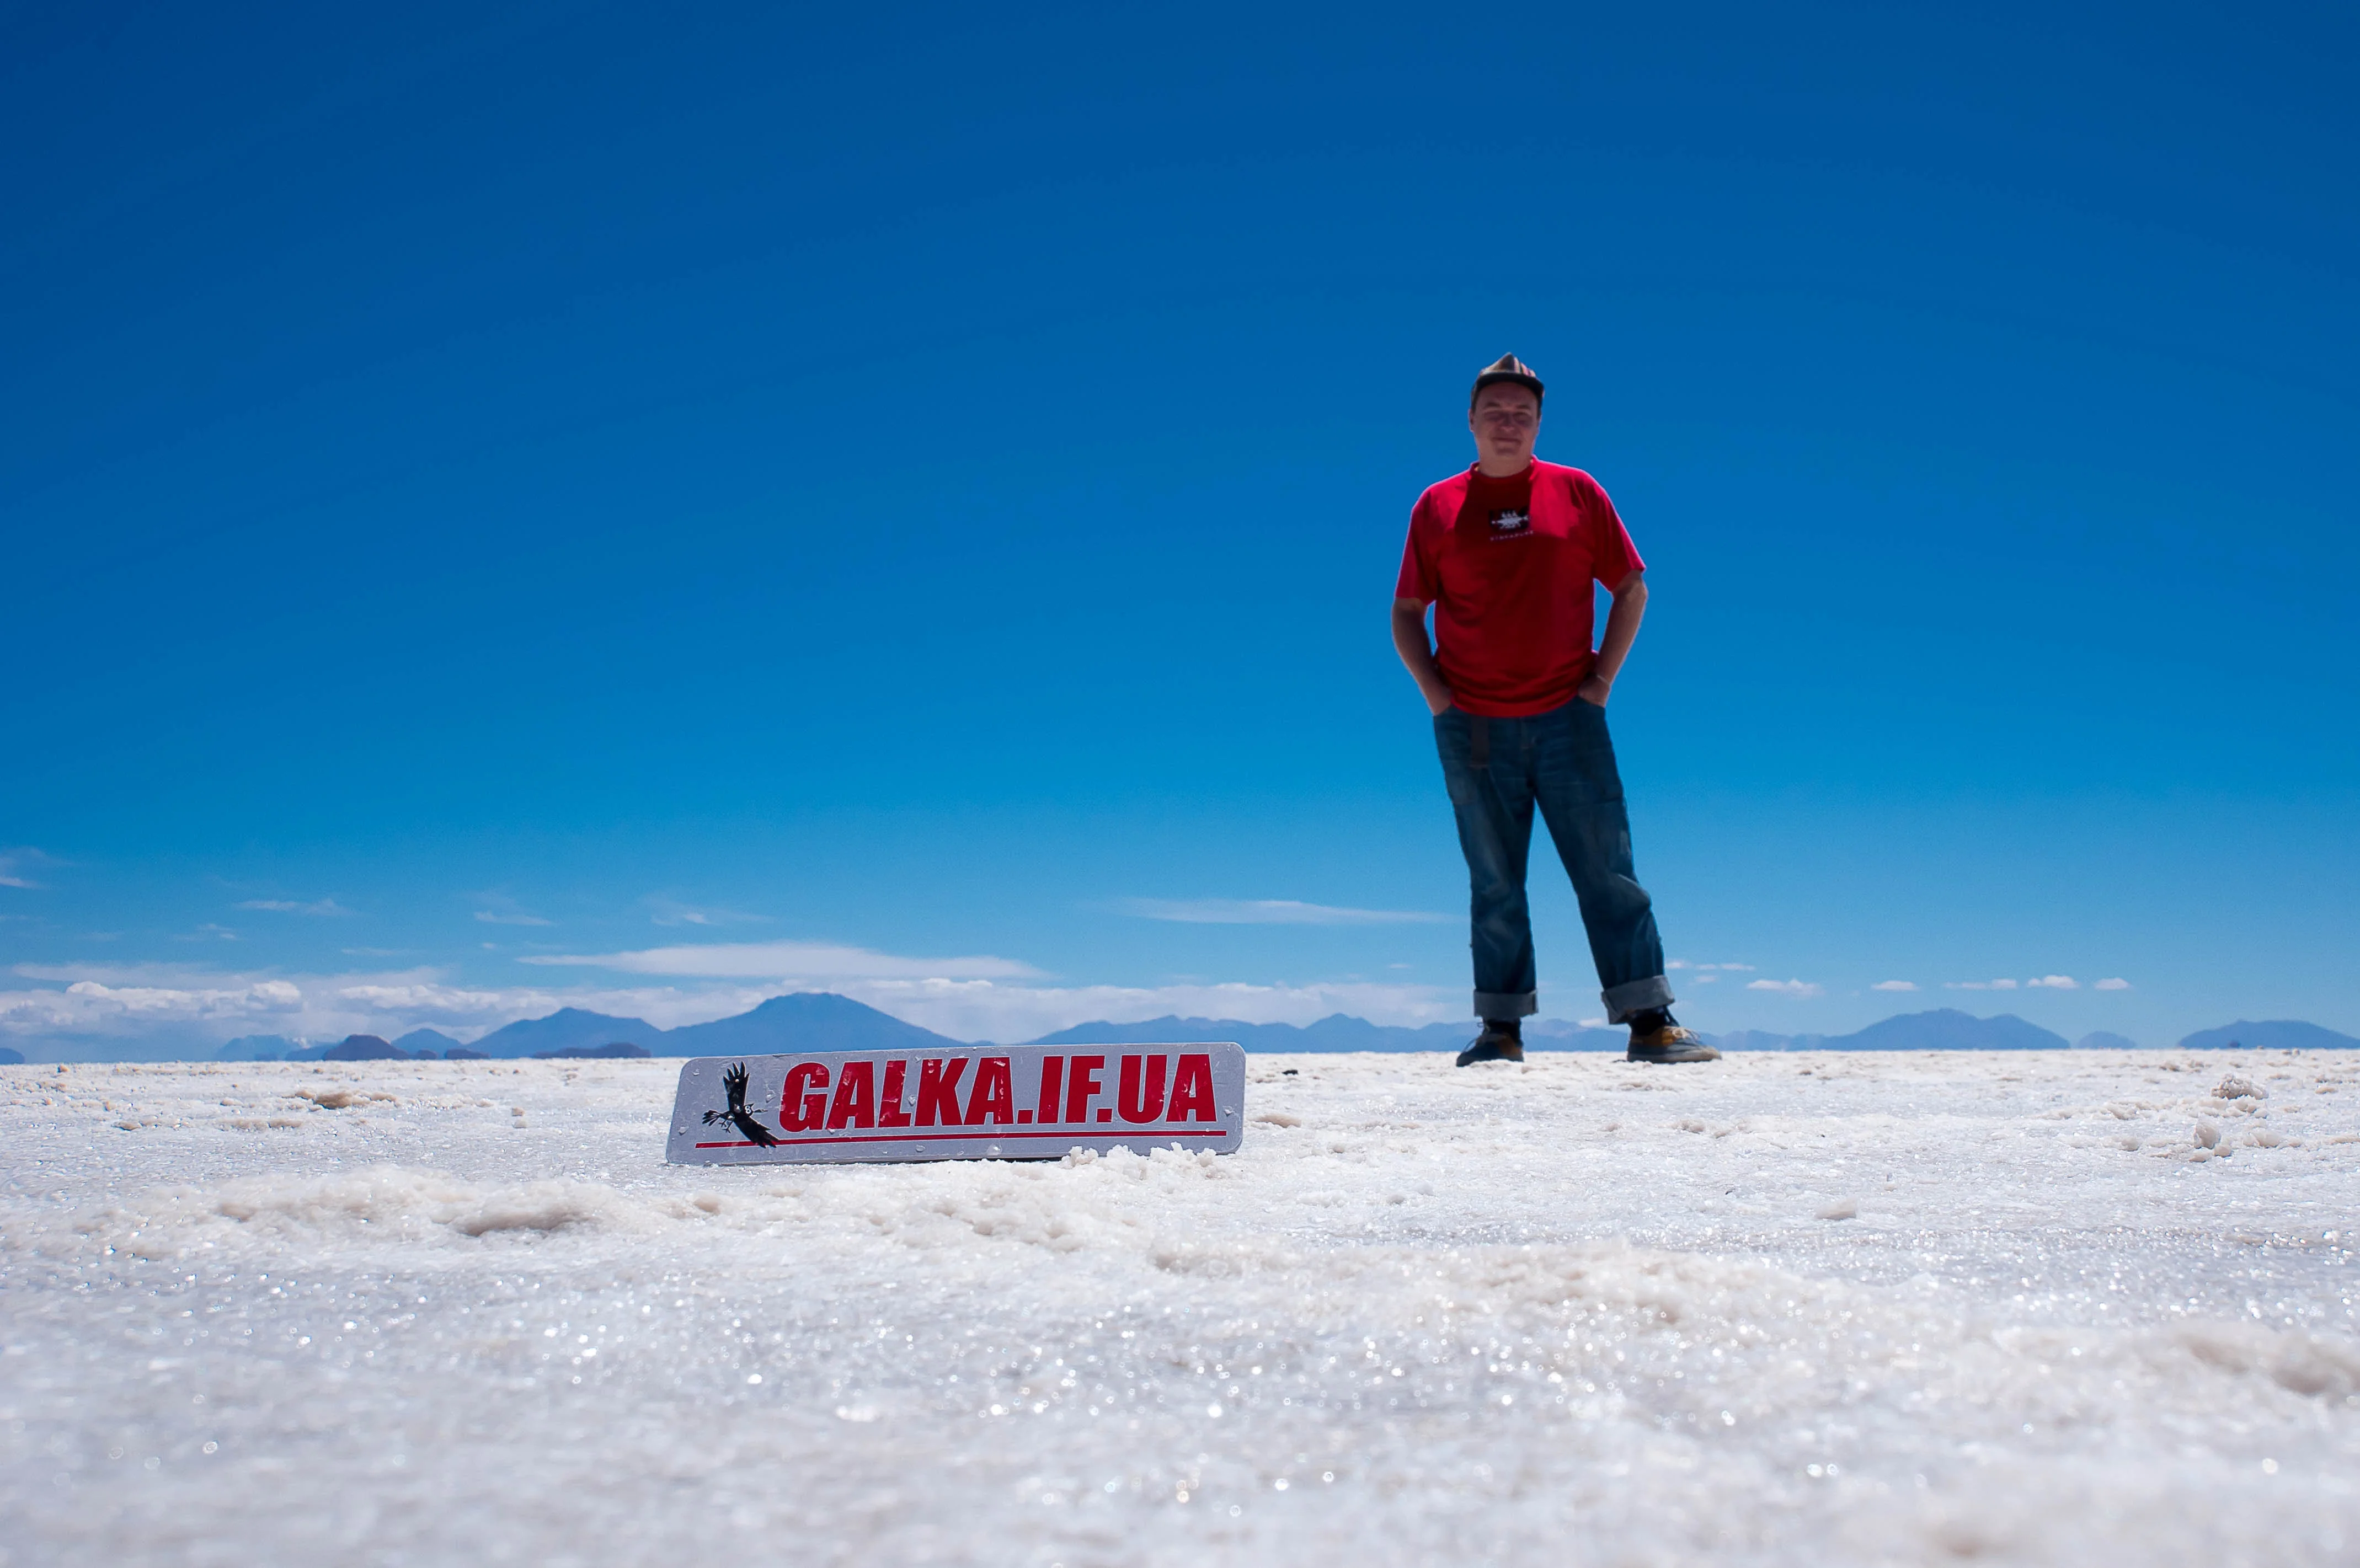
[664,1042,1247,1165]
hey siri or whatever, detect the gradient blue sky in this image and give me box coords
[4,2,2355,1055]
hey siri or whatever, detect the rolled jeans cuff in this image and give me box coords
[1601,975,1675,1025]
[1472,989,1538,1021]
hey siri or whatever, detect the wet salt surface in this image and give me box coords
[2,1050,2356,1566]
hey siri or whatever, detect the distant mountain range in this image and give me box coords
[196,996,965,1063]
[1020,1005,2348,1056]
[1713,1009,2076,1052]
[1028,1014,1630,1053]
[217,1034,302,1061]
[9,994,2356,1066]
[220,1028,472,1062]
[2175,1020,2360,1052]
[453,994,969,1059]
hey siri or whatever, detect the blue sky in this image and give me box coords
[4,2,2355,1056]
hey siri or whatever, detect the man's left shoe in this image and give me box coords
[1627,1024,1720,1064]
[1455,1027,1525,1067]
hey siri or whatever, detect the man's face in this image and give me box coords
[1469,384,1540,469]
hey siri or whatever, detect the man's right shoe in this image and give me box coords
[1455,1027,1525,1067]
[1626,1024,1720,1064]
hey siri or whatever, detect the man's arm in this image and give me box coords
[1391,597,1454,715]
[1578,570,1647,707]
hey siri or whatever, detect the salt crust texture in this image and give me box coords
[2,1050,2356,1566]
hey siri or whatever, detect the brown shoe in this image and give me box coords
[1455,1026,1525,1066]
[1627,1024,1719,1063]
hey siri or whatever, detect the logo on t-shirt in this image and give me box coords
[1486,507,1531,540]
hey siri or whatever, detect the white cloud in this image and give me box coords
[1117,898,1446,927]
[2027,975,2078,990]
[2095,977,2132,991]
[1871,980,1919,992]
[16,962,246,985]
[647,897,770,928]
[172,924,241,942]
[0,962,739,1048]
[0,847,66,889]
[0,978,307,1032]
[469,891,553,927]
[334,982,519,1013]
[519,939,1044,981]
[1747,978,1823,998]
[1668,960,1756,972]
[1946,979,2019,991]
[236,898,354,917]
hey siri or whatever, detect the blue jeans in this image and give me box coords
[1433,698,1674,1025]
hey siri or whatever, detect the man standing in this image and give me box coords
[1393,354,1717,1067]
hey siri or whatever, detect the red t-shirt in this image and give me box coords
[1393,459,1644,717]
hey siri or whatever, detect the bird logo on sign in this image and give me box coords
[702,1061,779,1147]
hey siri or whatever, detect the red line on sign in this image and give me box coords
[692,1127,1233,1149]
